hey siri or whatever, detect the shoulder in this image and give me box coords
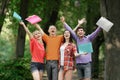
[30,37,35,42]
[43,33,48,37]
[58,35,63,38]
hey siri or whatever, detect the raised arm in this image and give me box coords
[88,26,102,41]
[33,24,45,35]
[60,16,77,40]
[73,18,86,31]
[19,21,33,39]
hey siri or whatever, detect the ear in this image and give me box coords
[84,31,85,35]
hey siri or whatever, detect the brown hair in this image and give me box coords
[62,30,73,43]
[75,26,85,34]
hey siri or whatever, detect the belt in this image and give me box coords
[47,60,58,62]
[77,62,91,65]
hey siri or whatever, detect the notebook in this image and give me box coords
[78,42,93,54]
[96,17,114,32]
[13,12,22,21]
[25,15,42,24]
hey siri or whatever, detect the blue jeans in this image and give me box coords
[30,62,44,73]
[76,62,91,79]
[46,60,58,80]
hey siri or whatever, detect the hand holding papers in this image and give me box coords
[25,15,42,24]
[78,42,93,54]
[96,17,114,32]
[13,12,22,22]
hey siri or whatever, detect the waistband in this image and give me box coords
[47,60,58,62]
[77,62,91,65]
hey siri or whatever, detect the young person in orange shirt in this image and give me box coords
[33,24,63,80]
[20,22,45,80]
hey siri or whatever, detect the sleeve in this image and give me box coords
[59,35,64,43]
[64,23,78,40]
[72,43,77,53]
[42,33,49,43]
[87,27,102,41]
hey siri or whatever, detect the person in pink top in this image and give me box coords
[20,21,45,80]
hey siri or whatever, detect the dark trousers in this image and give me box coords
[46,60,58,80]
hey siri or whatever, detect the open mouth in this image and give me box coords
[65,35,69,38]
[51,30,55,33]
[66,35,68,37]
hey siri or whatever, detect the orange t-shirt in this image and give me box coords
[30,38,45,63]
[42,34,63,60]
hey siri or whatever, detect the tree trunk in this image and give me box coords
[92,34,104,78]
[0,0,9,34]
[42,0,61,34]
[100,0,120,80]
[15,0,29,58]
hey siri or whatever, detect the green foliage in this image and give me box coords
[0,29,16,60]
[0,0,104,79]
[57,0,87,31]
[0,27,31,79]
[0,54,32,80]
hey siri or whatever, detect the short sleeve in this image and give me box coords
[72,43,77,53]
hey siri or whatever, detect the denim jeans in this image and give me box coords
[30,62,44,73]
[46,60,58,80]
[76,62,91,79]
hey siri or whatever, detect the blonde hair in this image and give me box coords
[32,30,41,36]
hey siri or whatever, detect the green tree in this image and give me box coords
[15,0,29,57]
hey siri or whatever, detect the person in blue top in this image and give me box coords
[60,16,102,80]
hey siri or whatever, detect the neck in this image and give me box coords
[79,35,84,39]
[65,39,70,43]
[50,34,56,37]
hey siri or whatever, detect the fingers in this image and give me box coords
[60,16,65,23]
[19,21,24,25]
[78,18,86,24]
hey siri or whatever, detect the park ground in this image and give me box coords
[42,70,104,80]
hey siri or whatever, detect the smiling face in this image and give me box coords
[76,27,85,38]
[63,30,73,43]
[48,25,57,36]
[33,30,42,40]
[64,30,70,39]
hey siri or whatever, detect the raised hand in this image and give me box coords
[78,18,86,25]
[60,16,65,23]
[19,21,25,26]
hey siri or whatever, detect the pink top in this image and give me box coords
[30,38,45,63]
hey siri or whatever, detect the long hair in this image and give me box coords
[62,30,73,43]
